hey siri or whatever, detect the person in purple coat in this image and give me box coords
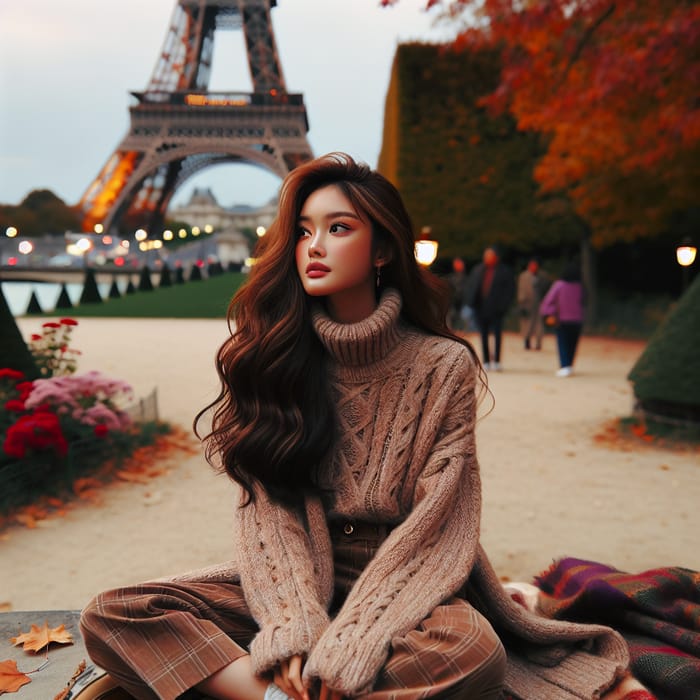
[539,260,585,377]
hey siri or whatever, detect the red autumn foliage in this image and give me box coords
[383,0,700,246]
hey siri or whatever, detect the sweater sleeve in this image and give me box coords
[303,352,481,695]
[539,280,561,317]
[235,484,334,675]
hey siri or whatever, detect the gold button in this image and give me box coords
[343,523,354,535]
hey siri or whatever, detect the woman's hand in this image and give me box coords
[318,681,344,700]
[274,655,309,700]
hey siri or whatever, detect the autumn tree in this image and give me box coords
[0,189,81,237]
[383,0,700,248]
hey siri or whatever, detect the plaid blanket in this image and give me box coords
[533,558,700,700]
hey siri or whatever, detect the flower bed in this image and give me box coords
[0,319,172,520]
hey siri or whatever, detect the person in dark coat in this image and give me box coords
[465,246,515,370]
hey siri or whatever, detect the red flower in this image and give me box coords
[30,334,42,341]
[42,322,61,329]
[0,369,25,381]
[94,424,109,438]
[4,399,26,412]
[15,381,34,400]
[60,318,78,326]
[3,411,68,459]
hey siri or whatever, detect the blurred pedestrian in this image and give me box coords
[447,257,468,330]
[517,257,549,350]
[539,260,585,377]
[465,246,515,370]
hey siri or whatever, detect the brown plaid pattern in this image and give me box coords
[80,523,506,699]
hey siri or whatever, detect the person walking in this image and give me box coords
[79,155,628,700]
[446,257,469,331]
[539,260,585,377]
[465,246,515,370]
[517,256,549,350]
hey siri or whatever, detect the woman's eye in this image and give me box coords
[297,228,311,239]
[329,223,349,234]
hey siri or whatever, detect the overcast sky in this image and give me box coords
[0,0,456,210]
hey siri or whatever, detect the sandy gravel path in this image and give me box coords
[1,318,697,612]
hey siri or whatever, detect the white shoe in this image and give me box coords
[556,366,573,377]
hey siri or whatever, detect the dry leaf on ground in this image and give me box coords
[11,621,73,653]
[0,658,32,693]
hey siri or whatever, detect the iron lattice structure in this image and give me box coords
[79,0,313,234]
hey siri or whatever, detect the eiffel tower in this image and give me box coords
[79,0,313,235]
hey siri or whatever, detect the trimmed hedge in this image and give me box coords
[628,274,700,420]
[377,43,583,259]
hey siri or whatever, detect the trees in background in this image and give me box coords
[382,0,699,248]
[0,190,81,237]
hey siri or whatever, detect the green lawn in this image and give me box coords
[52,272,246,318]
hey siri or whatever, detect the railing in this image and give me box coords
[124,387,159,422]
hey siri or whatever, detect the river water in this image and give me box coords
[2,281,125,316]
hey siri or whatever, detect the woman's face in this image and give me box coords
[295,184,378,322]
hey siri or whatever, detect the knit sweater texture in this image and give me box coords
[220,290,629,698]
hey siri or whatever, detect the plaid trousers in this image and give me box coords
[80,522,506,700]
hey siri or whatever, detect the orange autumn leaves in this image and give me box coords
[1,426,197,531]
[388,0,700,246]
[11,622,73,653]
[0,622,73,694]
[0,660,32,693]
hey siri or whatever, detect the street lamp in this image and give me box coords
[18,240,34,266]
[414,226,438,267]
[2,227,18,265]
[676,237,697,292]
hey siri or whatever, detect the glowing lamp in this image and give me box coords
[414,226,438,267]
[676,240,697,267]
[135,229,148,242]
[93,223,104,234]
[256,226,267,237]
[5,226,18,238]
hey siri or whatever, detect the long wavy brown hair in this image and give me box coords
[195,152,482,505]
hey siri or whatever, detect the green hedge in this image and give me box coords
[628,274,700,417]
[378,43,583,259]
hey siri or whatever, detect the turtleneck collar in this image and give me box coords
[311,289,406,369]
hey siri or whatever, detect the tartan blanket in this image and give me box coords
[533,558,700,700]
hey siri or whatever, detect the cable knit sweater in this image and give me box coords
[219,290,629,698]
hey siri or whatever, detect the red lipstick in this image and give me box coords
[306,262,330,277]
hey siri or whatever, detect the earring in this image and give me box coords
[376,265,382,288]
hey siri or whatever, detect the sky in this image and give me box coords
[0,0,457,211]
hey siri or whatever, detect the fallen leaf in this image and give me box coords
[116,470,150,484]
[0,658,32,693]
[11,622,74,653]
[53,659,86,700]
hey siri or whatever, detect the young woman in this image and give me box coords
[80,154,628,700]
[539,261,585,377]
